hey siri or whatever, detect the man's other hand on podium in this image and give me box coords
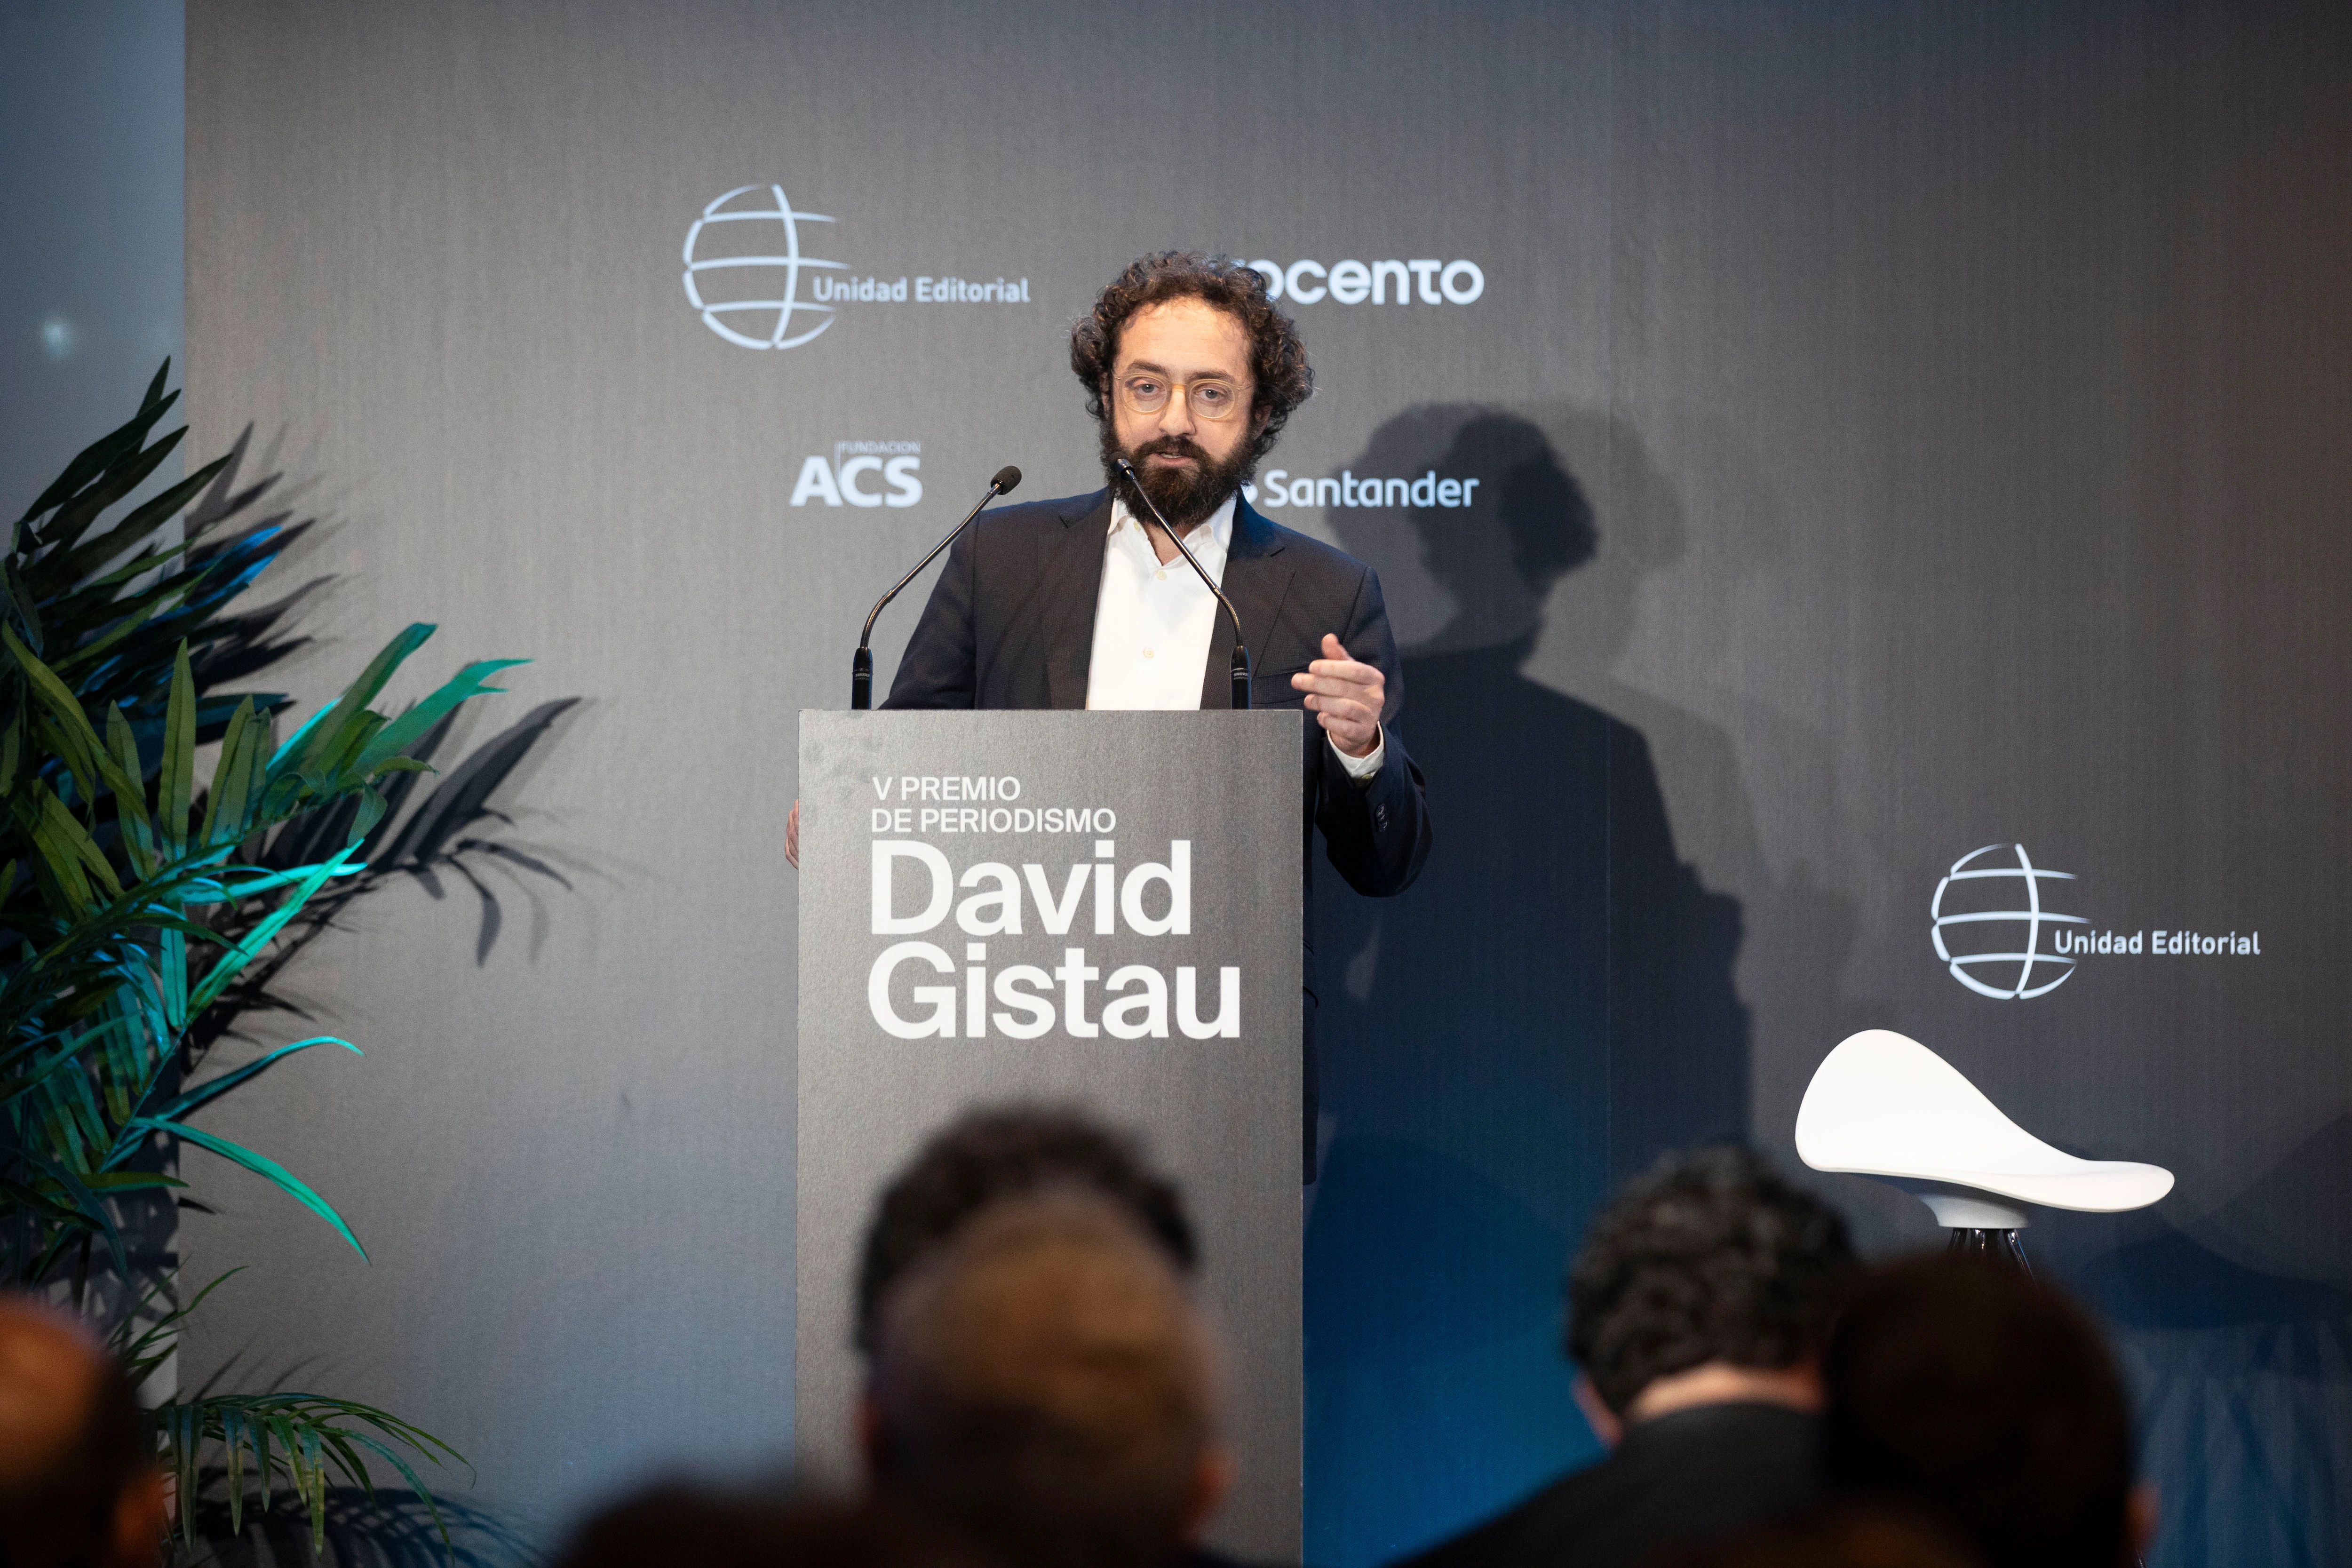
[787,800,799,869]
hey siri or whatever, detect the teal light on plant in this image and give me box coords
[0,362,554,1555]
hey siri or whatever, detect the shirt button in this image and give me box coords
[1156,569,1168,580]
[1143,648,1155,658]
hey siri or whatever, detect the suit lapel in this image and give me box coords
[1042,490,1112,710]
[1199,499,1296,709]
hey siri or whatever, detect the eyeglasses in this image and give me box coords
[1114,371,1247,422]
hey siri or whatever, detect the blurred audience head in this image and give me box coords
[867,1191,1228,1568]
[549,1483,980,1568]
[1661,1504,1985,1568]
[855,1106,1196,1355]
[1823,1256,2148,1568]
[1566,1146,1857,1436]
[0,1295,165,1568]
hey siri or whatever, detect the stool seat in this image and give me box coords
[1795,1029,2172,1228]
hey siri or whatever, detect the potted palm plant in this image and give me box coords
[1,363,565,1555]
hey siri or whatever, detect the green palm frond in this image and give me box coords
[112,1271,469,1555]
[157,1392,470,1553]
[0,362,575,1555]
[108,1265,238,1389]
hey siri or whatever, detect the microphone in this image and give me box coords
[853,464,1021,709]
[1113,458,1251,711]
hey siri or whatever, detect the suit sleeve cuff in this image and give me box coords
[1331,726,1385,784]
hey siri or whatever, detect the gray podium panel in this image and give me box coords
[797,709,1304,1557]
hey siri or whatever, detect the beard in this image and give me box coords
[1098,423,1255,534]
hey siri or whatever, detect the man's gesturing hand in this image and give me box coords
[1291,633,1384,758]
[787,799,800,869]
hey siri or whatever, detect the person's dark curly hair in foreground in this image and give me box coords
[868,1193,1225,1568]
[1568,1144,1858,1416]
[1823,1256,2151,1568]
[1400,1149,1857,1568]
[854,1106,1196,1354]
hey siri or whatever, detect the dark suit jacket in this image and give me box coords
[883,487,1433,1177]
[1395,1404,1823,1568]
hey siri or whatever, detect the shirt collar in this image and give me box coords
[1108,490,1237,572]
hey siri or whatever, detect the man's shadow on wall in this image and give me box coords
[1301,407,1750,1560]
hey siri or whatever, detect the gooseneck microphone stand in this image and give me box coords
[1113,458,1251,710]
[851,465,1021,708]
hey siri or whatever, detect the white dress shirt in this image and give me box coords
[1085,492,1383,778]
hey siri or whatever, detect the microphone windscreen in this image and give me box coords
[992,465,1023,495]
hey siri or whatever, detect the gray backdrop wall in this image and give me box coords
[179,2,2352,1565]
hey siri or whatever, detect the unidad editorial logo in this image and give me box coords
[1930,842,2265,1002]
[682,184,1033,350]
[1930,844,2083,1000]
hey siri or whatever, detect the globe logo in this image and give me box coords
[1930,844,2087,1000]
[682,184,849,350]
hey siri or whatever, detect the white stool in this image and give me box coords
[1794,1029,2172,1267]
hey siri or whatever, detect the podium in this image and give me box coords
[795,709,1305,1557]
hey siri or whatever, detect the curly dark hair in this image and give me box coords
[1823,1257,2135,1568]
[1566,1146,1857,1414]
[853,1106,1197,1355]
[1070,252,1314,463]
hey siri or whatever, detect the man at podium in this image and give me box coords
[791,251,1432,1178]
